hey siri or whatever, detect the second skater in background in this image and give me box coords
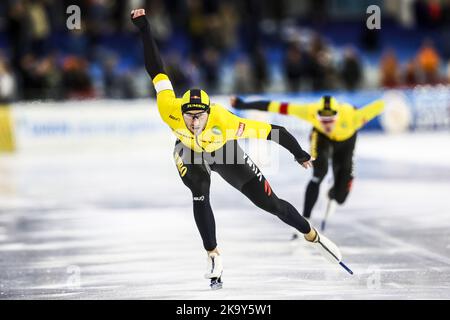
[232,95,384,232]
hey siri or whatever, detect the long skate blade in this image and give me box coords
[321,220,326,231]
[210,277,223,290]
[322,200,336,231]
[339,261,353,275]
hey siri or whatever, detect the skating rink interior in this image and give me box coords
[0,103,449,299]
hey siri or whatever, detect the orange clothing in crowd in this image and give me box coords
[417,46,440,73]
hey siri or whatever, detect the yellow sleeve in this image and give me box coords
[152,73,181,121]
[218,106,272,140]
[268,101,319,124]
[237,116,272,140]
[354,100,385,130]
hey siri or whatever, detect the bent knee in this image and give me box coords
[310,174,326,184]
[183,179,210,197]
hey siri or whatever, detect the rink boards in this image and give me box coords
[1,85,449,154]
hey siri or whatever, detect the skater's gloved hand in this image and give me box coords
[295,151,314,169]
[130,9,149,30]
[230,96,244,109]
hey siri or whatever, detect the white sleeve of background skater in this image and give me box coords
[154,80,173,93]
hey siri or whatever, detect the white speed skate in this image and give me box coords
[204,252,223,290]
[305,228,353,275]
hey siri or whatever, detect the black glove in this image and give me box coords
[131,10,149,30]
[232,97,245,109]
[295,150,312,164]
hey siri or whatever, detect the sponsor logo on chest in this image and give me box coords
[236,122,246,137]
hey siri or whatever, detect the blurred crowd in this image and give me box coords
[0,0,450,102]
[380,40,444,88]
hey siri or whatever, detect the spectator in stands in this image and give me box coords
[6,0,32,99]
[184,55,202,90]
[428,0,442,27]
[103,55,121,99]
[35,53,62,100]
[416,39,441,84]
[251,46,268,93]
[203,6,225,51]
[29,0,51,56]
[0,0,446,102]
[313,49,337,91]
[284,42,307,92]
[233,56,254,94]
[17,52,61,101]
[165,51,191,95]
[120,70,138,100]
[309,34,335,91]
[403,59,419,87]
[217,2,239,51]
[380,49,400,88]
[340,46,362,91]
[19,54,40,100]
[148,0,172,47]
[186,0,207,54]
[310,33,326,57]
[202,47,221,94]
[6,0,31,68]
[62,56,95,99]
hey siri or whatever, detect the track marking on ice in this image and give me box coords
[353,222,450,266]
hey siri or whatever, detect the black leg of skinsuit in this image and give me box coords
[211,142,311,234]
[173,141,217,251]
[329,133,356,204]
[174,140,311,251]
[303,130,332,218]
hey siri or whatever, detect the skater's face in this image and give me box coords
[183,110,209,135]
[318,115,337,133]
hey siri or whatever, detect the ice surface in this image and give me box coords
[0,132,449,299]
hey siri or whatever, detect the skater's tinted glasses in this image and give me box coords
[183,111,209,120]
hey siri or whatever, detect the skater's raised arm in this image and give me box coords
[131,9,165,81]
[231,96,315,124]
[354,99,385,130]
[131,9,181,119]
[230,96,272,112]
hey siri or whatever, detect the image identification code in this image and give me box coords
[176,304,271,317]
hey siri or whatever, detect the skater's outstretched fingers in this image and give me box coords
[131,8,146,19]
[230,96,237,107]
[230,96,244,109]
[130,9,149,29]
[301,158,314,169]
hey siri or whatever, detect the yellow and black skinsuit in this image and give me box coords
[132,14,312,251]
[233,96,384,218]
